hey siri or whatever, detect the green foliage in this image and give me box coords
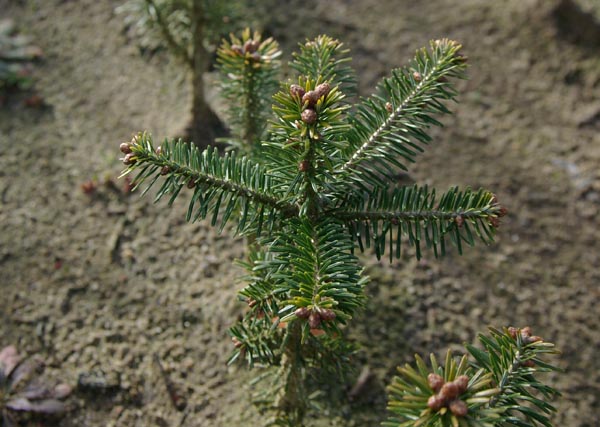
[339,41,466,189]
[116,0,243,64]
[385,327,560,427]
[290,35,356,97]
[120,34,511,425]
[217,29,282,153]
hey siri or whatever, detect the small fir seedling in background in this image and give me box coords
[216,28,281,155]
[116,0,249,146]
[0,19,42,104]
[119,32,558,426]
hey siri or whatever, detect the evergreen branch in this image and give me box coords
[217,29,282,153]
[271,218,367,333]
[330,186,505,261]
[237,250,285,319]
[120,133,298,232]
[385,351,502,427]
[336,39,467,189]
[228,314,283,367]
[266,78,351,197]
[290,35,356,96]
[385,327,560,427]
[467,327,561,427]
[143,0,193,67]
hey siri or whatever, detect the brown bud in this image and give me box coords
[301,108,317,124]
[508,326,518,339]
[294,307,310,319]
[120,142,132,154]
[187,179,196,189]
[315,82,331,99]
[248,299,257,308]
[427,394,445,411]
[290,84,305,99]
[413,71,422,82]
[427,374,445,393]
[449,399,468,417]
[156,146,163,155]
[455,52,468,63]
[298,160,310,172]
[231,44,243,55]
[521,326,532,337]
[385,102,393,113]
[439,382,460,401]
[160,166,170,175]
[250,52,261,62]
[522,360,536,368]
[455,215,464,227]
[454,375,469,393]
[302,90,319,107]
[232,337,243,348]
[243,40,259,54]
[489,217,500,228]
[308,311,321,329]
[497,206,508,217]
[527,335,543,343]
[123,153,136,165]
[319,309,336,321]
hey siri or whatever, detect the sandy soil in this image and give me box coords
[1,0,599,426]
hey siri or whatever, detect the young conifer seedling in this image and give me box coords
[118,34,558,426]
[385,326,560,427]
[116,0,245,145]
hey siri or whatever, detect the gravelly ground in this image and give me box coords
[1,0,599,426]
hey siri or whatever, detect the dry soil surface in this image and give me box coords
[1,0,599,426]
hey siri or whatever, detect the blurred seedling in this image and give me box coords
[0,19,42,103]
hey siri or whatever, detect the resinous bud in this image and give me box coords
[449,399,468,417]
[308,311,321,329]
[301,108,317,124]
[119,142,132,154]
[427,373,444,393]
[294,307,310,318]
[290,84,305,99]
[315,82,331,99]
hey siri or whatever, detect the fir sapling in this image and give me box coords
[117,33,559,426]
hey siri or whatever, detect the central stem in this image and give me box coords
[190,0,222,146]
[242,61,258,150]
[277,321,307,426]
[274,124,321,426]
[302,132,320,220]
